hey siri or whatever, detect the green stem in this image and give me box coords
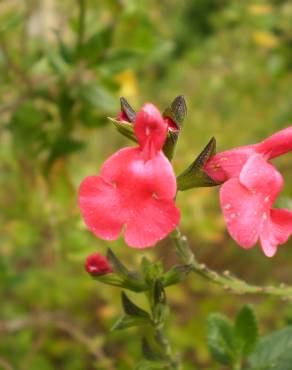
[146,289,180,369]
[77,0,86,51]
[170,228,292,301]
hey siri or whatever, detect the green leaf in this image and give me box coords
[111,315,150,331]
[161,265,190,287]
[0,12,24,34]
[207,313,236,365]
[135,360,168,370]
[142,338,165,362]
[92,273,128,287]
[47,137,84,167]
[141,258,164,285]
[47,51,70,76]
[54,30,75,64]
[121,292,150,319]
[102,49,143,74]
[177,137,220,190]
[107,249,129,276]
[78,25,113,63]
[79,84,116,113]
[248,326,292,370]
[234,305,258,356]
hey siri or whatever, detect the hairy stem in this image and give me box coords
[170,228,292,301]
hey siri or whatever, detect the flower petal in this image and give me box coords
[239,153,283,205]
[80,147,179,247]
[220,178,264,248]
[134,103,167,156]
[124,198,180,248]
[78,176,123,240]
[100,147,177,199]
[256,126,292,159]
[204,145,256,182]
[260,209,292,257]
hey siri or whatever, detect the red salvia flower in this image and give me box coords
[79,104,180,248]
[85,253,113,276]
[204,127,292,257]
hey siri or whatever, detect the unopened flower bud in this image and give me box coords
[85,253,113,276]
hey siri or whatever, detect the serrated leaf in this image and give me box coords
[207,313,237,365]
[121,292,150,318]
[248,326,292,370]
[111,315,150,331]
[107,249,129,276]
[234,305,258,356]
[177,137,220,190]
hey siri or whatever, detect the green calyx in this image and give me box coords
[177,137,221,191]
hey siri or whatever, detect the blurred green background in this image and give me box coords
[0,0,292,369]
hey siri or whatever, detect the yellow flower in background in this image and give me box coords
[252,31,279,48]
[248,5,272,15]
[115,69,138,99]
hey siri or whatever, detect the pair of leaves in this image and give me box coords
[207,305,258,366]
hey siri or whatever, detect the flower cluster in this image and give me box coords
[79,96,292,258]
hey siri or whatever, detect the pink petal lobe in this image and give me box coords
[78,176,123,240]
[260,209,292,257]
[204,145,256,183]
[125,198,180,248]
[256,126,292,159]
[220,178,264,248]
[100,148,177,199]
[239,154,283,205]
[80,147,179,248]
[134,103,167,156]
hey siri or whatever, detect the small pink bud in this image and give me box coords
[85,253,113,276]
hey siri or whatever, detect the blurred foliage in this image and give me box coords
[0,0,292,369]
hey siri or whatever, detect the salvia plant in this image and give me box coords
[79,96,292,369]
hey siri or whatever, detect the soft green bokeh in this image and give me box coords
[0,0,292,369]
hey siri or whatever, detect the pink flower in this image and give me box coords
[85,253,113,276]
[204,127,292,257]
[79,103,180,248]
[117,99,179,133]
